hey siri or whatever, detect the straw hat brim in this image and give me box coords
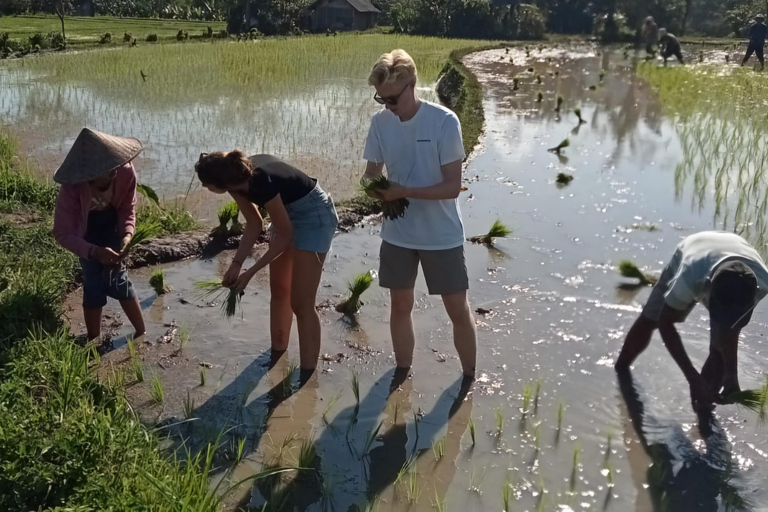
[54,128,143,184]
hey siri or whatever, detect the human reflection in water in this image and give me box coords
[617,369,752,512]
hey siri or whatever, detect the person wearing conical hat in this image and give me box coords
[742,14,766,70]
[53,128,146,341]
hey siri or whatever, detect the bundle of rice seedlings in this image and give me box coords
[195,280,242,318]
[214,201,239,238]
[149,269,172,295]
[513,77,520,91]
[725,379,768,422]
[536,91,544,103]
[527,67,534,73]
[548,138,570,154]
[536,74,542,84]
[336,272,374,316]
[556,173,574,185]
[468,220,512,246]
[599,70,606,82]
[123,220,162,254]
[618,260,658,286]
[361,176,410,220]
[574,108,586,124]
[136,183,160,207]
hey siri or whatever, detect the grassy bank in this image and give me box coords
[1,14,225,46]
[0,131,244,510]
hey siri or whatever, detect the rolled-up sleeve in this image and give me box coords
[53,186,95,260]
[363,117,384,164]
[438,114,466,165]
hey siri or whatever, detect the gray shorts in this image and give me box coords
[641,248,695,322]
[379,241,468,295]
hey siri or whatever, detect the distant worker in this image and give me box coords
[741,14,767,70]
[658,28,684,66]
[643,16,659,55]
[615,231,768,413]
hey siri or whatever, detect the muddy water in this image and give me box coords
[0,65,440,218]
[95,46,768,511]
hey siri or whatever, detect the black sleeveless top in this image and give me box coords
[247,155,315,207]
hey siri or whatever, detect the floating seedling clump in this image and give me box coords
[555,95,564,113]
[361,175,409,220]
[556,173,574,185]
[213,201,240,238]
[574,108,585,124]
[513,77,520,91]
[617,260,658,286]
[336,272,374,316]
[548,138,570,154]
[195,280,242,318]
[149,269,172,295]
[537,91,544,103]
[468,220,511,246]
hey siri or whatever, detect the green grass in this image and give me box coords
[136,203,198,235]
[1,14,225,45]
[150,372,165,405]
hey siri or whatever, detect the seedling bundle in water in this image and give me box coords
[149,269,172,295]
[574,108,586,124]
[468,220,511,246]
[361,176,409,220]
[617,260,658,286]
[548,138,570,155]
[336,272,374,316]
[556,172,574,185]
[725,378,768,423]
[195,280,242,318]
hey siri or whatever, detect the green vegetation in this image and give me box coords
[149,268,172,295]
[123,219,162,253]
[639,63,768,254]
[195,279,242,318]
[468,219,512,246]
[361,176,410,220]
[725,377,768,422]
[618,260,658,286]
[556,172,574,185]
[335,272,374,316]
[548,138,569,154]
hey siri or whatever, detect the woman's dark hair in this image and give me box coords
[195,150,253,190]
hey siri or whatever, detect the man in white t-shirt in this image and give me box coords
[616,231,768,412]
[362,49,476,378]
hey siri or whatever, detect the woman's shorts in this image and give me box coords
[276,182,338,254]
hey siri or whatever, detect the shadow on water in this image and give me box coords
[245,368,473,511]
[617,370,752,512]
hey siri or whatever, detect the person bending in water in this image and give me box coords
[658,28,684,66]
[195,152,338,371]
[53,128,146,341]
[616,231,768,412]
[362,49,477,378]
[742,14,767,70]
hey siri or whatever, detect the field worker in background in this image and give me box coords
[615,231,768,413]
[53,128,146,341]
[362,49,477,379]
[644,16,659,55]
[742,14,767,70]
[658,28,684,66]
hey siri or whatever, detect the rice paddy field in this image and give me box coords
[4,36,768,511]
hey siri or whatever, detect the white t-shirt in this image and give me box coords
[363,100,466,250]
[663,231,768,310]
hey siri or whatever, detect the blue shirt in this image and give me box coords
[750,23,767,45]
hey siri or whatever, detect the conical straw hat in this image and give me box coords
[53,128,143,184]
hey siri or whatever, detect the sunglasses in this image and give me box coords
[374,82,412,106]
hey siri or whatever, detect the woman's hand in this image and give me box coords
[95,247,121,267]
[222,261,242,288]
[234,267,256,295]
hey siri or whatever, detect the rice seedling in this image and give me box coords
[468,465,485,493]
[533,422,541,451]
[360,175,410,220]
[555,95,564,113]
[468,219,511,246]
[133,357,144,383]
[618,260,658,286]
[200,367,206,386]
[589,84,597,90]
[468,415,476,445]
[136,183,160,207]
[127,338,136,359]
[362,420,384,457]
[322,390,343,421]
[574,108,586,124]
[495,406,504,435]
[602,462,615,487]
[599,70,606,82]
[405,465,421,504]
[557,401,564,430]
[214,201,239,238]
[534,379,541,411]
[297,435,316,469]
[521,382,533,415]
[605,430,612,460]
[724,380,768,422]
[548,138,570,155]
[178,323,189,351]
[513,77,520,90]
[431,488,447,512]
[432,436,446,460]
[351,372,360,404]
[502,475,511,511]
[335,271,374,316]
[413,410,420,445]
[571,444,581,488]
[183,389,195,419]
[556,173,574,185]
[391,401,400,425]
[195,279,242,318]
[150,373,165,405]
[122,220,162,255]
[149,269,172,295]
[527,67,534,73]
[536,74,542,84]
[537,91,544,102]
